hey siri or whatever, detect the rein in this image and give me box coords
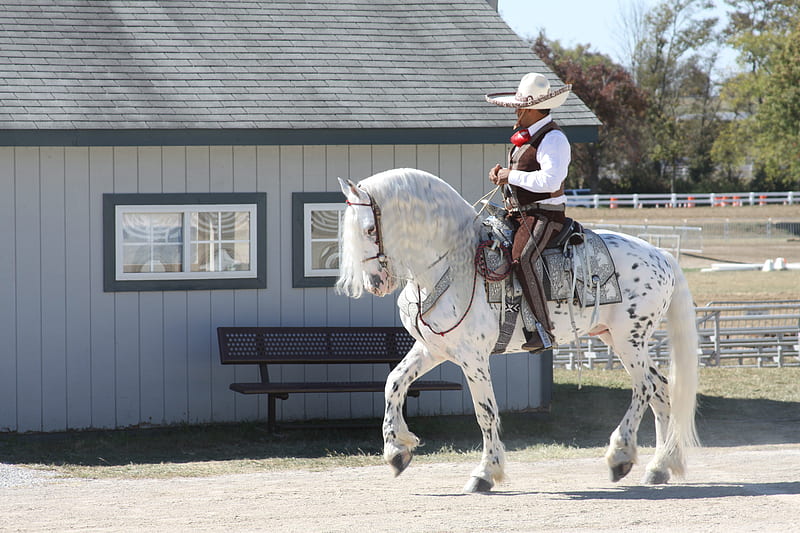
[417,265,478,337]
[416,240,512,337]
[417,262,478,337]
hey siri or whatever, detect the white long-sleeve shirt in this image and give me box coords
[508,115,571,205]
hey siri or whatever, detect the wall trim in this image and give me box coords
[1,125,599,147]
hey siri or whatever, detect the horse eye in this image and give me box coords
[366,225,377,236]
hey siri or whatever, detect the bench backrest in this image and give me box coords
[218,326,416,365]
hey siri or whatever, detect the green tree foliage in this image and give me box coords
[626,0,722,193]
[714,1,800,190]
[526,0,798,194]
[534,1,723,194]
[532,36,650,193]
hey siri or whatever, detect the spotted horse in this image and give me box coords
[336,168,700,493]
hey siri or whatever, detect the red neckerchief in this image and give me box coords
[510,128,531,147]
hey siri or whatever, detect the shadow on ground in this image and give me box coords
[556,481,800,501]
[0,382,797,468]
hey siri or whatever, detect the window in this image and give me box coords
[292,192,345,288]
[104,193,266,291]
[304,203,344,276]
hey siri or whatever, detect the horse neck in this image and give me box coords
[365,168,480,289]
[393,218,479,291]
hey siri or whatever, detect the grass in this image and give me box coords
[683,269,800,306]
[2,367,798,480]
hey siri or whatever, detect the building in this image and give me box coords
[0,0,599,432]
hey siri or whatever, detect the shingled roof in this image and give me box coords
[0,0,600,145]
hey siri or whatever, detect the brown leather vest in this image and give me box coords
[504,121,566,207]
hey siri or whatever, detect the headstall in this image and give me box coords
[346,188,388,266]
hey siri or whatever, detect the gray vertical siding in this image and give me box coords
[0,142,548,433]
[0,148,15,430]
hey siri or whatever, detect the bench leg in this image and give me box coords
[268,394,277,433]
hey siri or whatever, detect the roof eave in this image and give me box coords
[0,125,599,147]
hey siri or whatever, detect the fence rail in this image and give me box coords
[585,223,703,256]
[567,191,799,209]
[583,219,800,259]
[552,300,800,369]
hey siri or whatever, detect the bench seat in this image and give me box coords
[230,380,464,396]
[218,326,463,431]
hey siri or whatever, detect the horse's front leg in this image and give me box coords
[383,340,444,476]
[461,354,506,493]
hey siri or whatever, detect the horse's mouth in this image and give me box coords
[367,284,391,297]
[366,273,395,297]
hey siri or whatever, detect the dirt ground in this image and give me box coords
[2,444,799,532]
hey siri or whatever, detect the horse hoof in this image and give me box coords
[610,462,633,482]
[642,469,670,485]
[389,451,412,477]
[463,476,494,493]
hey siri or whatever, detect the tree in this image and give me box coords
[621,0,722,193]
[713,1,800,190]
[752,19,800,189]
[532,36,651,193]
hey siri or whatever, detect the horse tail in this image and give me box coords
[663,252,700,476]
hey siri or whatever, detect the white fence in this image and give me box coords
[585,223,703,257]
[583,219,800,258]
[553,301,800,369]
[567,191,799,209]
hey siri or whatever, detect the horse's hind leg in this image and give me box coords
[641,364,673,484]
[460,355,506,493]
[599,333,655,482]
[641,363,692,485]
[383,341,443,477]
[605,348,676,484]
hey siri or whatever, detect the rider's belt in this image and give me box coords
[507,202,566,215]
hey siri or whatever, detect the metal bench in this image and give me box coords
[217,326,463,431]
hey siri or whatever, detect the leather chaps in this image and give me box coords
[511,211,565,334]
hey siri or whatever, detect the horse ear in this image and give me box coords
[338,177,352,197]
[338,177,363,201]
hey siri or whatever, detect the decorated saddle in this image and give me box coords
[478,203,621,353]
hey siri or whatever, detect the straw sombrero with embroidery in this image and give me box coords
[485,72,571,109]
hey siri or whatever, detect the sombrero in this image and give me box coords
[485,72,571,109]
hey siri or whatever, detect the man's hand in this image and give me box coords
[488,164,510,185]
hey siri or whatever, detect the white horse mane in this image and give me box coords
[337,168,480,297]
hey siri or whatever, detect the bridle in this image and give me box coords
[345,185,482,338]
[345,188,388,266]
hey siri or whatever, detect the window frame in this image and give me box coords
[103,192,267,292]
[292,192,345,288]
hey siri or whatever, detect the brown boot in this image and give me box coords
[521,325,553,353]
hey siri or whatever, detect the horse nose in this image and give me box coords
[369,273,384,289]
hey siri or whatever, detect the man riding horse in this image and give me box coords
[485,72,573,353]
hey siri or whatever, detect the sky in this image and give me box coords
[496,0,738,75]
